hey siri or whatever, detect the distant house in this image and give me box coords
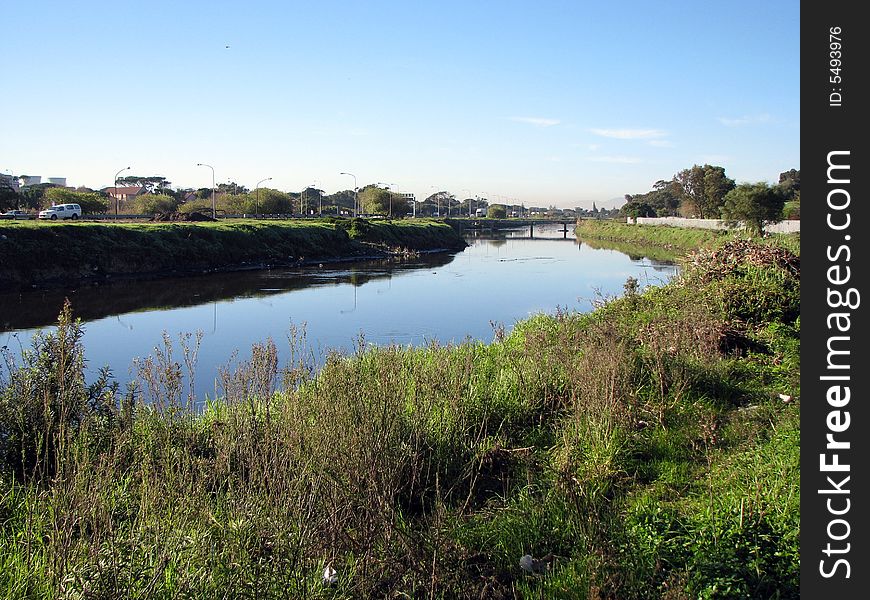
[107,186,147,203]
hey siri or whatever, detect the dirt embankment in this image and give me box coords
[0,220,467,289]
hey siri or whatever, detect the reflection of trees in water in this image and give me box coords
[0,253,456,332]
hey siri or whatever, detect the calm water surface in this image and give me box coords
[1,227,677,398]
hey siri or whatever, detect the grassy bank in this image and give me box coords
[575,219,800,257]
[0,238,799,598]
[0,218,467,288]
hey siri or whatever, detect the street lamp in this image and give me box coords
[429,185,438,217]
[462,189,472,218]
[196,163,216,219]
[478,191,489,217]
[339,172,357,217]
[312,180,323,216]
[377,182,395,218]
[113,166,130,216]
[255,177,271,216]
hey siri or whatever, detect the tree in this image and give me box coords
[778,169,800,198]
[487,204,507,219]
[0,177,19,211]
[217,181,250,195]
[673,164,734,218]
[300,187,325,214]
[325,190,355,213]
[255,189,293,214]
[117,176,172,193]
[620,196,656,218]
[358,185,408,217]
[423,191,455,216]
[18,183,55,210]
[139,193,180,215]
[721,182,786,235]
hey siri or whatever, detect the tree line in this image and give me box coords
[621,165,800,233]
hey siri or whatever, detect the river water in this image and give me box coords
[0,226,677,399]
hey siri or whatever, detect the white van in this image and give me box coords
[39,204,82,220]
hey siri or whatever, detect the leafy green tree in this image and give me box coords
[359,185,408,217]
[674,164,734,218]
[255,189,293,214]
[195,188,213,200]
[44,188,109,214]
[18,183,54,210]
[0,178,19,211]
[721,182,786,234]
[620,196,656,218]
[778,169,800,198]
[487,204,507,219]
[139,194,180,215]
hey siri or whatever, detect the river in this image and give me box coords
[0,226,677,399]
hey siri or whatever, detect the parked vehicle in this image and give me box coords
[38,204,82,220]
[0,209,34,219]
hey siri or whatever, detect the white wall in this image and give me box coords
[627,216,800,233]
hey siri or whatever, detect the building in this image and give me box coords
[106,186,147,203]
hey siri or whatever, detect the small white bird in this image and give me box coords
[322,564,338,586]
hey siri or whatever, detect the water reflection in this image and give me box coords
[0,253,454,332]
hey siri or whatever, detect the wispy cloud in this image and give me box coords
[509,116,561,127]
[648,140,673,148]
[587,155,644,164]
[717,114,771,127]
[590,128,667,140]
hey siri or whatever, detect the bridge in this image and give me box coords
[444,218,577,238]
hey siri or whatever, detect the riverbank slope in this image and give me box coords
[575,218,800,256]
[0,218,467,288]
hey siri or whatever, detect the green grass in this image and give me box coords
[0,238,800,598]
[0,218,466,287]
[575,219,800,258]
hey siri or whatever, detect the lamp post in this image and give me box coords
[429,185,438,217]
[312,180,322,216]
[478,191,488,217]
[462,189,472,218]
[196,163,216,219]
[339,172,357,217]
[377,182,395,218]
[113,166,130,216]
[255,177,271,216]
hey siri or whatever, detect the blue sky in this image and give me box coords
[2,0,799,208]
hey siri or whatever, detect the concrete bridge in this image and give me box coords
[444,218,576,238]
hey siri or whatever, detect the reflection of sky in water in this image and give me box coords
[2,233,677,399]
